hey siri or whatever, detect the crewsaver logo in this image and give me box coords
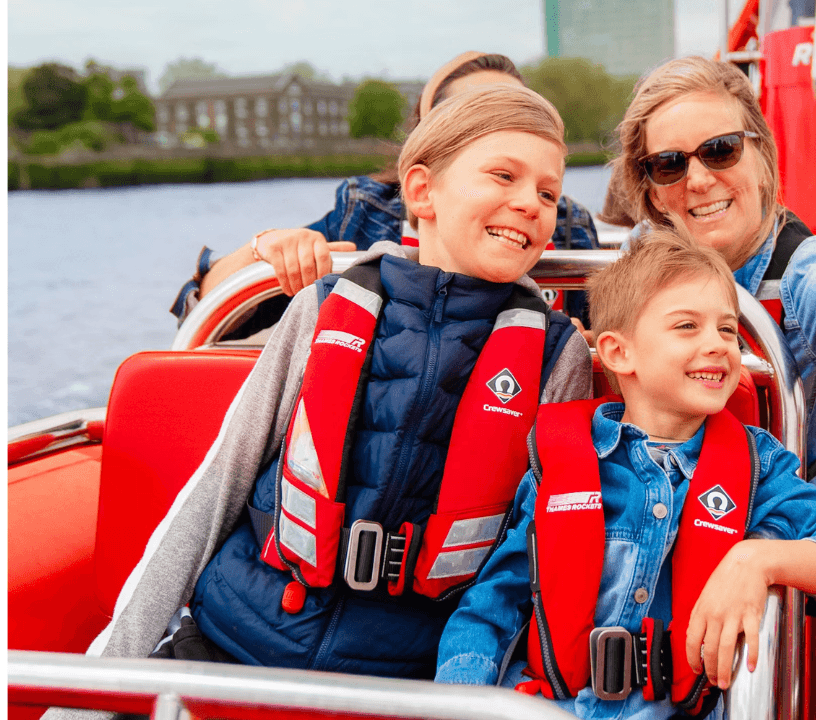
[487,368,522,404]
[698,485,736,521]
[315,330,366,352]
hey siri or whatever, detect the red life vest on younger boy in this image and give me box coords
[257,260,550,600]
[520,399,757,715]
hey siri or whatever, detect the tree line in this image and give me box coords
[8,56,636,157]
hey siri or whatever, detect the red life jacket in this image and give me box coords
[757,211,811,323]
[520,398,757,714]
[256,259,550,600]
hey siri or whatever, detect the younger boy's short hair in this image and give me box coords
[398,85,567,228]
[587,227,739,393]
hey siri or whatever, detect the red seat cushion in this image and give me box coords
[95,349,258,615]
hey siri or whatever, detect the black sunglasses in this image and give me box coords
[640,131,759,186]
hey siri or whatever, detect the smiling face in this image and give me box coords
[413,130,563,283]
[645,92,764,269]
[617,273,741,439]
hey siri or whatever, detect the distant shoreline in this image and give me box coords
[8,150,609,191]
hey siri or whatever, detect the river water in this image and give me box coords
[8,165,612,427]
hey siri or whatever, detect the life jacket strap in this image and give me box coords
[249,503,423,594]
[589,619,672,702]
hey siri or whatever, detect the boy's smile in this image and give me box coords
[416,130,563,283]
[617,274,741,441]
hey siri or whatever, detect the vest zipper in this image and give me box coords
[378,283,448,529]
[310,593,345,671]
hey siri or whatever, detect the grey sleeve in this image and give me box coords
[40,287,321,720]
[542,330,593,404]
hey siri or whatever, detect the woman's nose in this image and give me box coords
[685,156,717,193]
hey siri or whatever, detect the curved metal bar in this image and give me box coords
[8,408,106,465]
[8,650,576,720]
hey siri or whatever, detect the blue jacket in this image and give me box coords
[170,175,599,324]
[190,253,580,678]
[435,402,816,718]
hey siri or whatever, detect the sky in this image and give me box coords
[8,0,728,94]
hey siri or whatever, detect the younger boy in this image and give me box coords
[435,230,816,719]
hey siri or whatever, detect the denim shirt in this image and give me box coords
[625,219,816,477]
[435,403,816,719]
[170,176,600,324]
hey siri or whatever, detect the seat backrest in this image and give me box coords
[94,349,258,616]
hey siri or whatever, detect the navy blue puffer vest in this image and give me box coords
[191,254,575,678]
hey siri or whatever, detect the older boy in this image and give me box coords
[436,230,816,719]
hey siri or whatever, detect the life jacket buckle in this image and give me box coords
[344,519,384,591]
[590,626,633,701]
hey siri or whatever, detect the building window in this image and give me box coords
[279,121,289,134]
[176,122,188,134]
[256,121,268,137]
[330,122,339,135]
[287,83,302,96]
[214,100,228,132]
[290,112,302,133]
[304,121,314,135]
[329,101,338,116]
[234,97,247,119]
[195,101,210,128]
[318,122,328,136]
[278,98,288,114]
[340,120,349,135]
[317,101,327,116]
[236,124,249,139]
[175,104,189,121]
[255,97,268,117]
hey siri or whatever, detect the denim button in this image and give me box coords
[634,588,649,604]
[653,503,668,519]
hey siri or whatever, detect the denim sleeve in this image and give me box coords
[435,472,537,686]
[746,426,816,540]
[779,236,816,475]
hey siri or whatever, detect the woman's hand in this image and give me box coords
[253,228,356,296]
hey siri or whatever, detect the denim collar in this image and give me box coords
[732,217,779,295]
[591,402,703,480]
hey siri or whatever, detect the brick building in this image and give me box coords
[155,73,423,151]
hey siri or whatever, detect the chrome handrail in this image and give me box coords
[8,650,576,720]
[8,407,107,465]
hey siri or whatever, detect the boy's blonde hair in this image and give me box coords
[588,227,739,394]
[609,56,781,268]
[398,85,567,228]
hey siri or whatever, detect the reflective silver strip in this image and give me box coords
[279,514,317,567]
[333,278,383,318]
[427,546,492,579]
[494,308,546,332]
[442,514,505,548]
[755,280,781,302]
[281,478,317,528]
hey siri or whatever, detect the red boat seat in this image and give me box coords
[95,349,258,616]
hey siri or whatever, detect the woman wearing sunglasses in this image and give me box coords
[608,55,815,481]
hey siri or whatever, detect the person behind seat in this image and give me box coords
[45,86,591,711]
[602,56,815,480]
[171,51,599,328]
[435,230,816,718]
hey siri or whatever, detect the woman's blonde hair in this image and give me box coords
[609,56,782,267]
[398,85,567,227]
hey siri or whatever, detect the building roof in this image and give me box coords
[160,73,293,99]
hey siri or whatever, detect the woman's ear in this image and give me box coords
[595,330,634,378]
[402,164,436,221]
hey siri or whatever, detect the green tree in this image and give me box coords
[159,57,227,94]
[279,61,333,82]
[13,63,88,130]
[521,58,635,145]
[347,80,406,141]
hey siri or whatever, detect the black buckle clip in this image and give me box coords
[381,532,406,583]
[590,627,633,701]
[343,520,383,591]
